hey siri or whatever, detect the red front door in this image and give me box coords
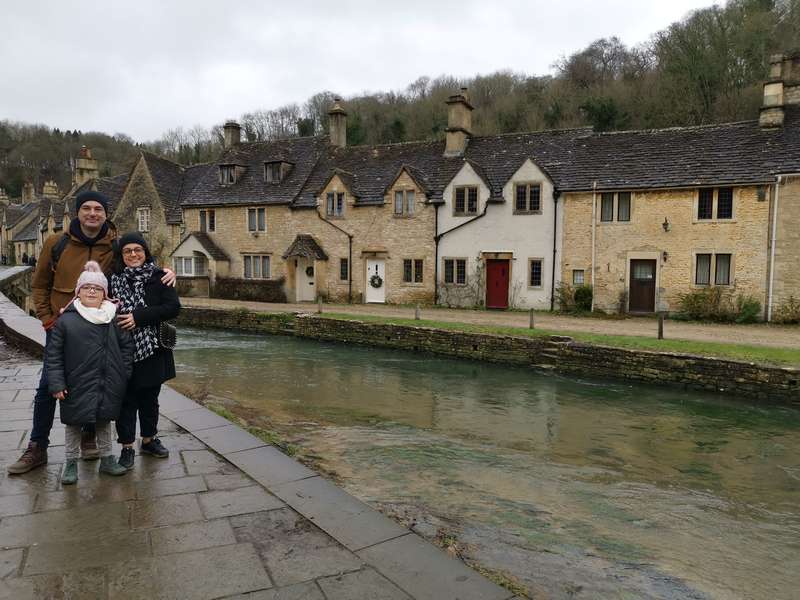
[486,259,510,309]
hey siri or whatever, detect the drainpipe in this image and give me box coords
[316,208,353,303]
[550,189,561,311]
[766,175,799,321]
[590,181,597,311]
[434,204,440,304]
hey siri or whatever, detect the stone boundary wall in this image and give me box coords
[176,307,800,403]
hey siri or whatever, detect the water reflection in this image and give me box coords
[173,327,800,599]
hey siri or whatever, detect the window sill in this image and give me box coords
[452,212,479,217]
[325,215,345,220]
[393,214,415,219]
[243,277,273,281]
[597,220,630,225]
[401,281,426,286]
[247,230,267,234]
[442,282,468,287]
[513,211,542,216]
[527,285,544,290]
[692,218,737,224]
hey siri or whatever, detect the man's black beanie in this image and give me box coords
[75,190,110,215]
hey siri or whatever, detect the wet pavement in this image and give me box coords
[0,335,513,600]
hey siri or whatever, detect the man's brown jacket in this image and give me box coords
[31,225,117,325]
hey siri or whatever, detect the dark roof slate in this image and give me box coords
[180,136,328,208]
[282,234,328,260]
[13,216,39,242]
[185,231,229,261]
[4,202,39,228]
[141,153,184,223]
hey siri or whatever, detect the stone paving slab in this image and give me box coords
[0,294,513,600]
[272,475,409,551]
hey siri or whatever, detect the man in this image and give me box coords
[8,190,175,474]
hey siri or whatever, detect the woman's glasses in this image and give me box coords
[122,248,144,256]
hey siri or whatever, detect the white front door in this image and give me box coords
[295,258,316,302]
[365,259,386,303]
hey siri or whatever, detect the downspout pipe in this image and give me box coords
[316,207,353,303]
[590,181,597,312]
[434,205,440,304]
[550,189,561,311]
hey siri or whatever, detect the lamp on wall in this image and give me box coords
[662,251,669,262]
[662,217,671,232]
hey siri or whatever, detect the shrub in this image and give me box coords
[677,288,761,323]
[773,296,800,324]
[735,295,762,324]
[574,285,593,312]
[554,282,575,312]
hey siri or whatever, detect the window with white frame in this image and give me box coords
[515,183,542,214]
[394,189,415,216]
[443,258,467,285]
[173,253,207,277]
[326,192,345,217]
[247,207,266,232]
[243,254,271,279]
[137,207,150,232]
[453,186,477,216]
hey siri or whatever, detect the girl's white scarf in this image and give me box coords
[74,299,117,324]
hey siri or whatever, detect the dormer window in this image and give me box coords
[219,165,236,185]
[264,161,292,183]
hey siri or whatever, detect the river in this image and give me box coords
[171,327,800,600]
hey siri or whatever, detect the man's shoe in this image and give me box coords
[61,459,78,485]
[140,438,169,458]
[7,442,48,474]
[119,447,135,470]
[99,456,128,476]
[80,432,100,461]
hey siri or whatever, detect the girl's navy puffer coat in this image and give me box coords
[46,304,133,425]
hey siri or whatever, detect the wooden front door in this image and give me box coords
[629,260,657,312]
[486,259,510,309]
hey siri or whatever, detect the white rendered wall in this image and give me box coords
[437,159,562,309]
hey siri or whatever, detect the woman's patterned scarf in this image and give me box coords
[111,262,159,362]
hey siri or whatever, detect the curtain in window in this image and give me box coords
[394,191,404,215]
[632,261,654,280]
[258,208,266,230]
[248,210,256,231]
[600,193,614,221]
[244,256,252,278]
[617,193,631,221]
[406,191,415,215]
[326,192,335,216]
[695,254,711,285]
[573,270,584,285]
[715,254,731,285]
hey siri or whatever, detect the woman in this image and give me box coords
[111,232,180,469]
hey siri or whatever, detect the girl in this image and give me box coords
[47,261,133,484]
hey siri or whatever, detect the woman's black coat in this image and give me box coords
[47,305,133,425]
[117,268,181,389]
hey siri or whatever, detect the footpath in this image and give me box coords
[0,289,515,600]
[182,297,800,350]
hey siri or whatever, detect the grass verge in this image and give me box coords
[319,312,800,367]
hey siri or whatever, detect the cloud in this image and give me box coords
[0,0,712,141]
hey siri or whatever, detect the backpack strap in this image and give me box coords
[50,233,70,272]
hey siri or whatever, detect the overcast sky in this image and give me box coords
[1,0,715,142]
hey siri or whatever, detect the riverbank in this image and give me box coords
[176,306,800,402]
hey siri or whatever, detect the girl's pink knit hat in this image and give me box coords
[74,261,109,298]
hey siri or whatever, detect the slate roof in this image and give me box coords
[294,140,465,207]
[95,173,129,214]
[13,217,39,242]
[4,202,39,229]
[141,153,184,223]
[181,231,229,261]
[282,234,328,260]
[180,136,329,208]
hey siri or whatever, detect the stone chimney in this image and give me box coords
[73,146,99,186]
[444,87,473,156]
[21,182,35,203]
[328,99,347,148]
[223,120,241,150]
[42,180,60,200]
[760,52,800,128]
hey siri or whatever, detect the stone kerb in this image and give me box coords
[0,289,513,600]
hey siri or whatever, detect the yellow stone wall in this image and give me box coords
[561,186,771,313]
[182,170,436,304]
[771,176,800,309]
